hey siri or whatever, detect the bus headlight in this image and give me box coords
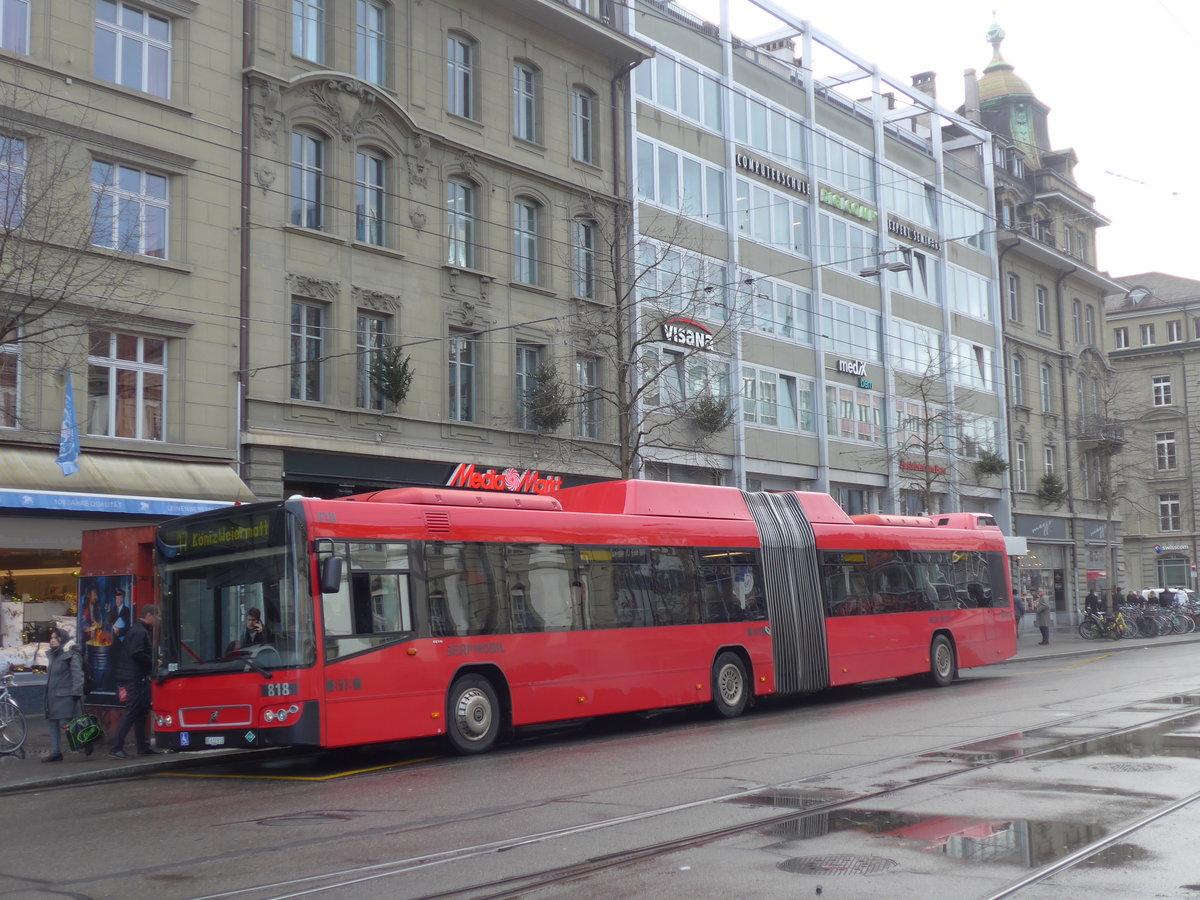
[155,713,174,727]
[264,704,300,724]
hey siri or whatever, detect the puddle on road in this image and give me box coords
[741,694,1200,873]
[762,808,1114,868]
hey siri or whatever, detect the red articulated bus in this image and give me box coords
[151,480,1015,755]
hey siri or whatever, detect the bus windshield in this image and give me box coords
[156,505,315,674]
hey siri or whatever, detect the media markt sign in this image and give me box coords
[661,318,714,350]
[446,463,563,495]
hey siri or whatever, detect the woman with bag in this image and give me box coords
[42,627,85,762]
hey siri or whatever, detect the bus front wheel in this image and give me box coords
[446,674,500,754]
[929,635,956,687]
[711,652,749,718]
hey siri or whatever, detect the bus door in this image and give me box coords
[317,541,421,747]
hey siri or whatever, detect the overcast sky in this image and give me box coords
[673,1,1200,283]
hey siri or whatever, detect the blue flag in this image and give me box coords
[56,375,80,476]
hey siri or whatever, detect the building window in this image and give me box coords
[513,62,539,142]
[290,301,324,402]
[356,312,387,410]
[825,385,884,445]
[1141,323,1156,346]
[640,138,728,228]
[96,0,170,97]
[0,328,18,428]
[513,198,541,284]
[1035,285,1049,332]
[572,219,596,299]
[1010,355,1024,406]
[1039,363,1053,412]
[577,355,599,438]
[90,160,168,258]
[1155,431,1177,471]
[572,88,596,164]
[822,297,882,362]
[1158,493,1182,532]
[515,344,540,430]
[0,135,25,229]
[1,0,29,54]
[86,331,165,440]
[1085,305,1095,345]
[1152,374,1172,406]
[447,33,475,119]
[292,0,324,62]
[448,332,476,422]
[355,151,385,245]
[355,0,385,85]
[290,131,324,230]
[1072,300,1081,343]
[446,178,476,268]
[1006,273,1020,321]
[1114,327,1129,349]
[1167,319,1183,343]
[1043,444,1055,476]
[1013,441,1027,491]
[743,367,812,432]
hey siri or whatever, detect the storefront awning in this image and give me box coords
[0,448,255,517]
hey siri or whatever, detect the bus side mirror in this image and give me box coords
[319,557,343,594]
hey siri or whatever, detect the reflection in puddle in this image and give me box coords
[763,808,1109,868]
[1078,842,1153,868]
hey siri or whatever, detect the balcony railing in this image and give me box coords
[1075,416,1125,449]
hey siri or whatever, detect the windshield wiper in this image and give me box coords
[242,656,274,680]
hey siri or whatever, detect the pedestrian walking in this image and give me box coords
[1035,590,1052,645]
[108,605,160,759]
[42,627,85,762]
[1013,592,1025,636]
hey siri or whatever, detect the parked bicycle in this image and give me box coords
[1078,607,1135,641]
[0,672,28,757]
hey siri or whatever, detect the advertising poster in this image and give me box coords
[76,574,135,705]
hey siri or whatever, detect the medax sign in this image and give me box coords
[661,318,714,350]
[446,463,563,495]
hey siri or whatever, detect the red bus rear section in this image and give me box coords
[151,481,1015,754]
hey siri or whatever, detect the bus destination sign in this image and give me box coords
[158,510,278,560]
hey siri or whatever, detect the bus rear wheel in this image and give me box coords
[711,652,749,718]
[446,674,500,755]
[929,635,956,687]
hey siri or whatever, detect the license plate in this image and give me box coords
[205,735,225,746]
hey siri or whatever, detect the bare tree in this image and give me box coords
[873,363,1007,515]
[0,79,154,372]
[526,202,743,479]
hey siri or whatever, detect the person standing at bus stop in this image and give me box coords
[1035,590,1052,645]
[1013,592,1024,637]
[108,605,160,759]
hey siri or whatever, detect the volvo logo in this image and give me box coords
[209,710,220,724]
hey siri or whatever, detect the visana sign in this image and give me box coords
[661,318,714,350]
[446,463,563,495]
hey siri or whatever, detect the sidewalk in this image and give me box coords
[2,623,1197,794]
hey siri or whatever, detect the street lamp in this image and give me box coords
[858,247,912,277]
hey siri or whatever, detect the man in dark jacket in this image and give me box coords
[108,604,160,759]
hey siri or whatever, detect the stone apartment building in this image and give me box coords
[1105,274,1200,593]
[0,0,647,600]
[964,23,1124,615]
[0,0,254,601]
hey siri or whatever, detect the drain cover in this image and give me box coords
[778,855,900,876]
[1091,762,1172,772]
